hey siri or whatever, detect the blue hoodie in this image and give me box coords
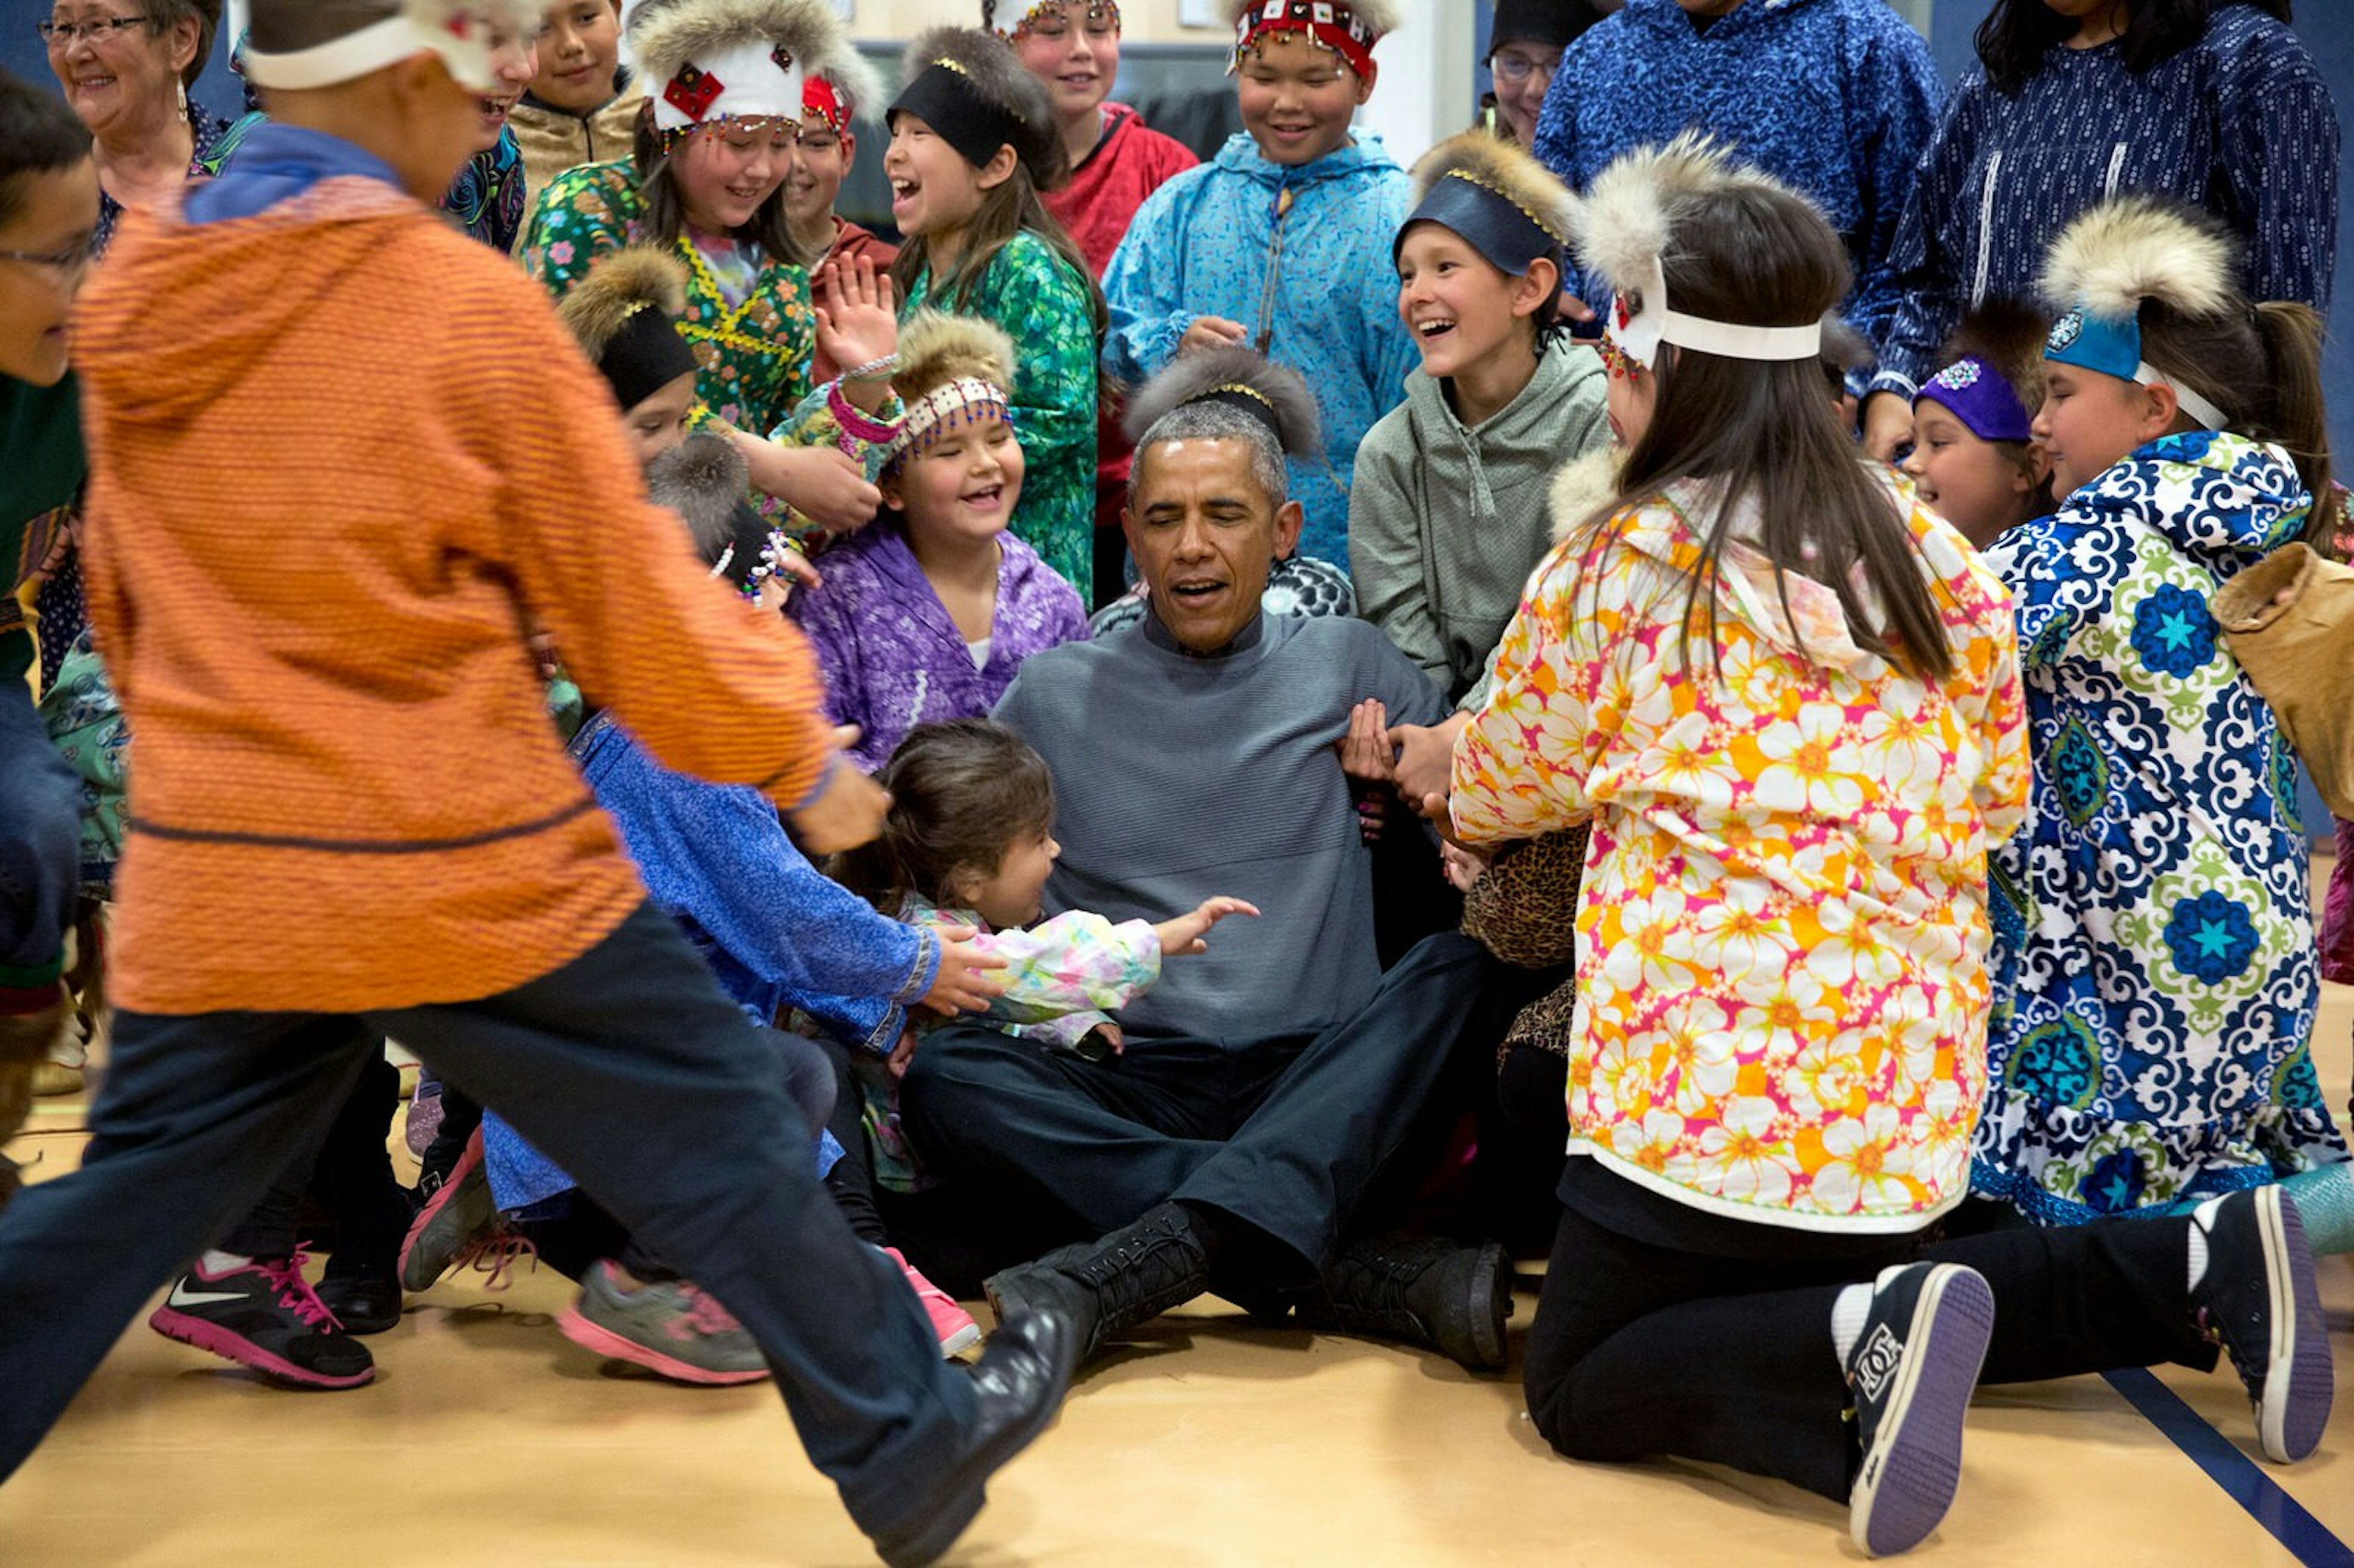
[1102,132,1418,566]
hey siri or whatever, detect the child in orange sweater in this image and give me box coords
[0,6,1072,1563]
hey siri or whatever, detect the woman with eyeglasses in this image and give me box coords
[1477,0,1604,147]
[39,1,255,256]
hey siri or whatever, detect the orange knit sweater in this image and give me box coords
[74,175,837,1015]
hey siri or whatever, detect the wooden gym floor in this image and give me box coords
[4,866,2352,1567]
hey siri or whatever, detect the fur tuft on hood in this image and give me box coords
[2039,194,2238,325]
[1548,445,1626,542]
[894,309,1017,403]
[556,246,688,361]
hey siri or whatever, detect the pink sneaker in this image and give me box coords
[885,1246,980,1357]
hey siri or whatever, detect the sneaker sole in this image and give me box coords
[147,1306,376,1390]
[554,1305,772,1387]
[1460,1241,1512,1372]
[1849,1265,1994,1559]
[939,1320,982,1358]
[2255,1189,2333,1464]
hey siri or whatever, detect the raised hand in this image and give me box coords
[814,255,899,411]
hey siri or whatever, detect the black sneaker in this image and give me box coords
[1293,1236,1512,1372]
[1846,1262,1994,1558]
[983,1203,1211,1364]
[398,1125,497,1291]
[316,1265,405,1336]
[2190,1187,2334,1463]
[148,1250,376,1388]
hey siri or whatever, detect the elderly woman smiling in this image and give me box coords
[41,0,246,254]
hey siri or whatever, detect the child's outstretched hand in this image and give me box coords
[920,924,1007,1014]
[1339,698,1396,844]
[1153,896,1260,956]
[815,256,899,413]
[1180,316,1249,355]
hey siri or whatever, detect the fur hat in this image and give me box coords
[891,26,1057,178]
[646,433,796,596]
[2038,195,2238,426]
[1398,131,1577,278]
[801,47,883,135]
[886,310,1018,465]
[557,247,701,409]
[1121,343,1322,461]
[244,0,543,92]
[1575,131,1826,371]
[627,0,863,134]
[1227,0,1400,77]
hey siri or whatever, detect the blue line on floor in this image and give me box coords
[2102,1368,2354,1567]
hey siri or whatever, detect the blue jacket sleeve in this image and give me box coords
[1102,175,1197,386]
[1846,22,1945,365]
[1871,81,1981,398]
[2215,24,2339,313]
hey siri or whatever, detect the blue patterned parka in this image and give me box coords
[1975,432,2348,1224]
[1102,133,1417,567]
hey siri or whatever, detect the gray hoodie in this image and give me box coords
[1348,339,1610,703]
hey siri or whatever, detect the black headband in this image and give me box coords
[1394,170,1566,278]
[889,59,1026,170]
[601,304,701,411]
[1197,383,1287,446]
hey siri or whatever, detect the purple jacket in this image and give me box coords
[792,523,1088,772]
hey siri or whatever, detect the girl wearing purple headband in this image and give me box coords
[1900,302,2052,550]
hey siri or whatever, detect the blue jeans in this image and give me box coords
[0,901,978,1545]
[0,676,78,1003]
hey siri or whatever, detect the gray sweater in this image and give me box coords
[1347,340,1610,704]
[993,611,1447,1045]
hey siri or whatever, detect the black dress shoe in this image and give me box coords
[982,1202,1213,1364]
[870,1307,1078,1568]
[316,1268,405,1335]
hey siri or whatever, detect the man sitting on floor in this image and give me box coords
[899,348,1517,1372]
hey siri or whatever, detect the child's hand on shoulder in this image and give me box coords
[1154,896,1260,957]
[920,924,1007,1015]
[1180,316,1249,355]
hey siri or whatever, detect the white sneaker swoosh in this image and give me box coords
[167,1286,250,1308]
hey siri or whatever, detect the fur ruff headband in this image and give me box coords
[887,310,1018,464]
[2038,196,2238,428]
[1121,344,1322,460]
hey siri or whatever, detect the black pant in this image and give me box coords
[218,1050,409,1276]
[1524,1193,2215,1502]
[0,902,975,1542]
[900,931,1495,1285]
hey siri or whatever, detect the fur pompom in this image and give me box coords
[628,0,865,105]
[1411,131,1578,246]
[645,432,759,568]
[813,50,883,122]
[894,309,1018,403]
[1572,129,1783,303]
[557,246,689,360]
[2038,194,2238,325]
[1120,344,1322,459]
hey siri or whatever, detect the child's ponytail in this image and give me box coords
[2249,301,2338,544]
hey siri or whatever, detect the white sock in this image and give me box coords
[200,1249,251,1275]
[1830,1282,1875,1365]
[2186,1198,2223,1293]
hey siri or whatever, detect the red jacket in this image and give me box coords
[1042,103,1197,282]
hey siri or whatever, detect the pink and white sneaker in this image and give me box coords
[885,1246,981,1357]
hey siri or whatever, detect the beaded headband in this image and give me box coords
[886,378,1015,466]
[1913,354,2034,445]
[1231,1,1381,78]
[650,36,804,132]
[992,1,1122,40]
[802,73,849,135]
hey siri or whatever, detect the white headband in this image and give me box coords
[242,2,514,92]
[1608,256,1824,370]
[2137,362,2230,432]
[648,36,807,132]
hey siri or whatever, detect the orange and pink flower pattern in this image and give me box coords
[1451,479,2029,1231]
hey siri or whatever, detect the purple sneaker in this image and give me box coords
[1845,1262,1994,1558]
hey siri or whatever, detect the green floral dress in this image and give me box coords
[902,230,1099,595]
[521,159,816,439]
